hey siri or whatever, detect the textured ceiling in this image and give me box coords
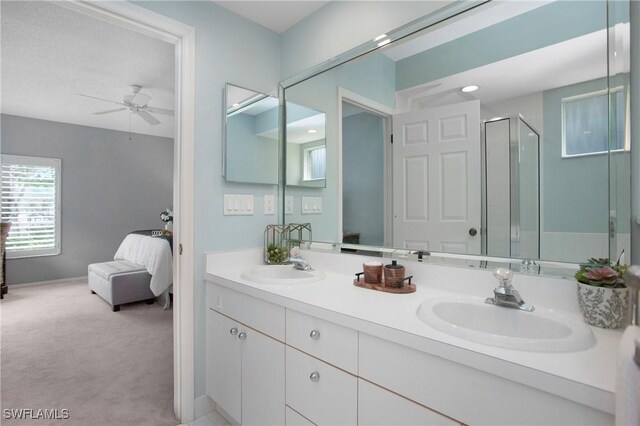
[214,1,329,33]
[1,1,175,138]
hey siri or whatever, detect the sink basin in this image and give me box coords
[417,296,595,352]
[241,265,325,286]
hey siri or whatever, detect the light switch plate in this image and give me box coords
[285,196,294,215]
[223,194,254,215]
[264,195,275,215]
[301,197,322,214]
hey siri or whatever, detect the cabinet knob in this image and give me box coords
[229,328,238,336]
[238,332,247,340]
[309,372,320,382]
[309,329,320,340]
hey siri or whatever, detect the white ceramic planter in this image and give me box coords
[576,282,629,329]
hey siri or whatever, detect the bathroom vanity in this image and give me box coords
[205,248,621,426]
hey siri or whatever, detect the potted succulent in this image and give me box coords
[575,258,629,329]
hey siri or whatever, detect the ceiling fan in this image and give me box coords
[76,84,173,125]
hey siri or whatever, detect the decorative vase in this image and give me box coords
[164,222,173,232]
[576,282,629,329]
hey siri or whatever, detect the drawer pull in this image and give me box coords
[309,329,320,340]
[309,372,320,382]
[229,327,238,336]
[238,332,247,340]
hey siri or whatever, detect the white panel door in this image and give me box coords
[207,309,242,424]
[241,327,285,425]
[392,100,481,254]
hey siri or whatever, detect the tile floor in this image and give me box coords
[188,410,231,426]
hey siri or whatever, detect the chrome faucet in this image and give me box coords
[485,268,534,312]
[288,246,313,271]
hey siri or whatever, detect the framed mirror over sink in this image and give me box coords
[280,0,632,267]
[223,83,279,185]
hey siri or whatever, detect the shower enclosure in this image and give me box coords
[482,115,540,259]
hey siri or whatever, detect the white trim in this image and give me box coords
[60,1,196,423]
[337,87,395,245]
[194,395,216,419]
[8,276,88,287]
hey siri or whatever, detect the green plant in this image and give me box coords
[575,258,628,289]
[266,243,287,264]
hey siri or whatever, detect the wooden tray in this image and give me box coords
[353,277,416,294]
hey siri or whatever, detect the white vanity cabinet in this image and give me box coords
[206,284,285,425]
[358,379,458,426]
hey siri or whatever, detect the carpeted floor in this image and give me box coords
[0,280,177,426]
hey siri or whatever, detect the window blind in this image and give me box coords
[1,155,61,257]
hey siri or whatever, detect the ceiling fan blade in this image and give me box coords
[93,107,127,115]
[135,110,161,125]
[76,93,123,106]
[145,106,174,116]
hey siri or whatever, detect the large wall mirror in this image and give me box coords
[282,0,631,265]
[224,83,279,184]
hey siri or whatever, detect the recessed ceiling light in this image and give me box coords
[232,103,240,107]
[373,34,387,42]
[461,85,479,93]
[377,39,391,47]
[307,129,318,134]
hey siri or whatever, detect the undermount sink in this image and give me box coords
[240,265,325,286]
[417,296,595,352]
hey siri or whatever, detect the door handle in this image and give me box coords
[469,228,478,237]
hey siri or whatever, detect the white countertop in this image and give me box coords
[204,248,623,415]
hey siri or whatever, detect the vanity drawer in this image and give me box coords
[286,346,357,425]
[285,406,315,426]
[359,333,612,425]
[286,309,358,373]
[208,281,285,341]
[358,379,459,425]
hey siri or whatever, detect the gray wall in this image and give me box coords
[1,114,173,284]
[342,111,384,246]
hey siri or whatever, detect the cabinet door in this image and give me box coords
[358,379,459,425]
[241,327,285,425]
[207,309,242,423]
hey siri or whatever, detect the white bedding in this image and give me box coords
[114,234,173,297]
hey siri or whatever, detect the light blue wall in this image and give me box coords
[342,112,384,246]
[132,0,281,399]
[284,53,395,241]
[226,112,278,184]
[542,76,631,234]
[280,1,452,78]
[395,1,608,91]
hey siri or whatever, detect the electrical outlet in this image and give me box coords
[264,195,275,215]
[285,196,294,215]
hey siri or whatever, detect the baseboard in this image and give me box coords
[8,276,88,288]
[194,394,216,419]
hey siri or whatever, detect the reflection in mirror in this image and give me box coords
[224,84,278,184]
[282,0,631,265]
[285,102,327,187]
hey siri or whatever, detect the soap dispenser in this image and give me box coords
[384,260,405,288]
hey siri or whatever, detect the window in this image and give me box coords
[562,88,629,157]
[1,155,61,258]
[303,146,326,181]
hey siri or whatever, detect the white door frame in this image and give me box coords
[337,87,395,246]
[59,1,196,423]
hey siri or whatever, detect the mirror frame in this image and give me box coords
[278,0,634,274]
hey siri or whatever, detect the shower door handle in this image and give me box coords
[469,228,478,237]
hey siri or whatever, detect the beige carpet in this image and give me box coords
[0,280,177,426]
